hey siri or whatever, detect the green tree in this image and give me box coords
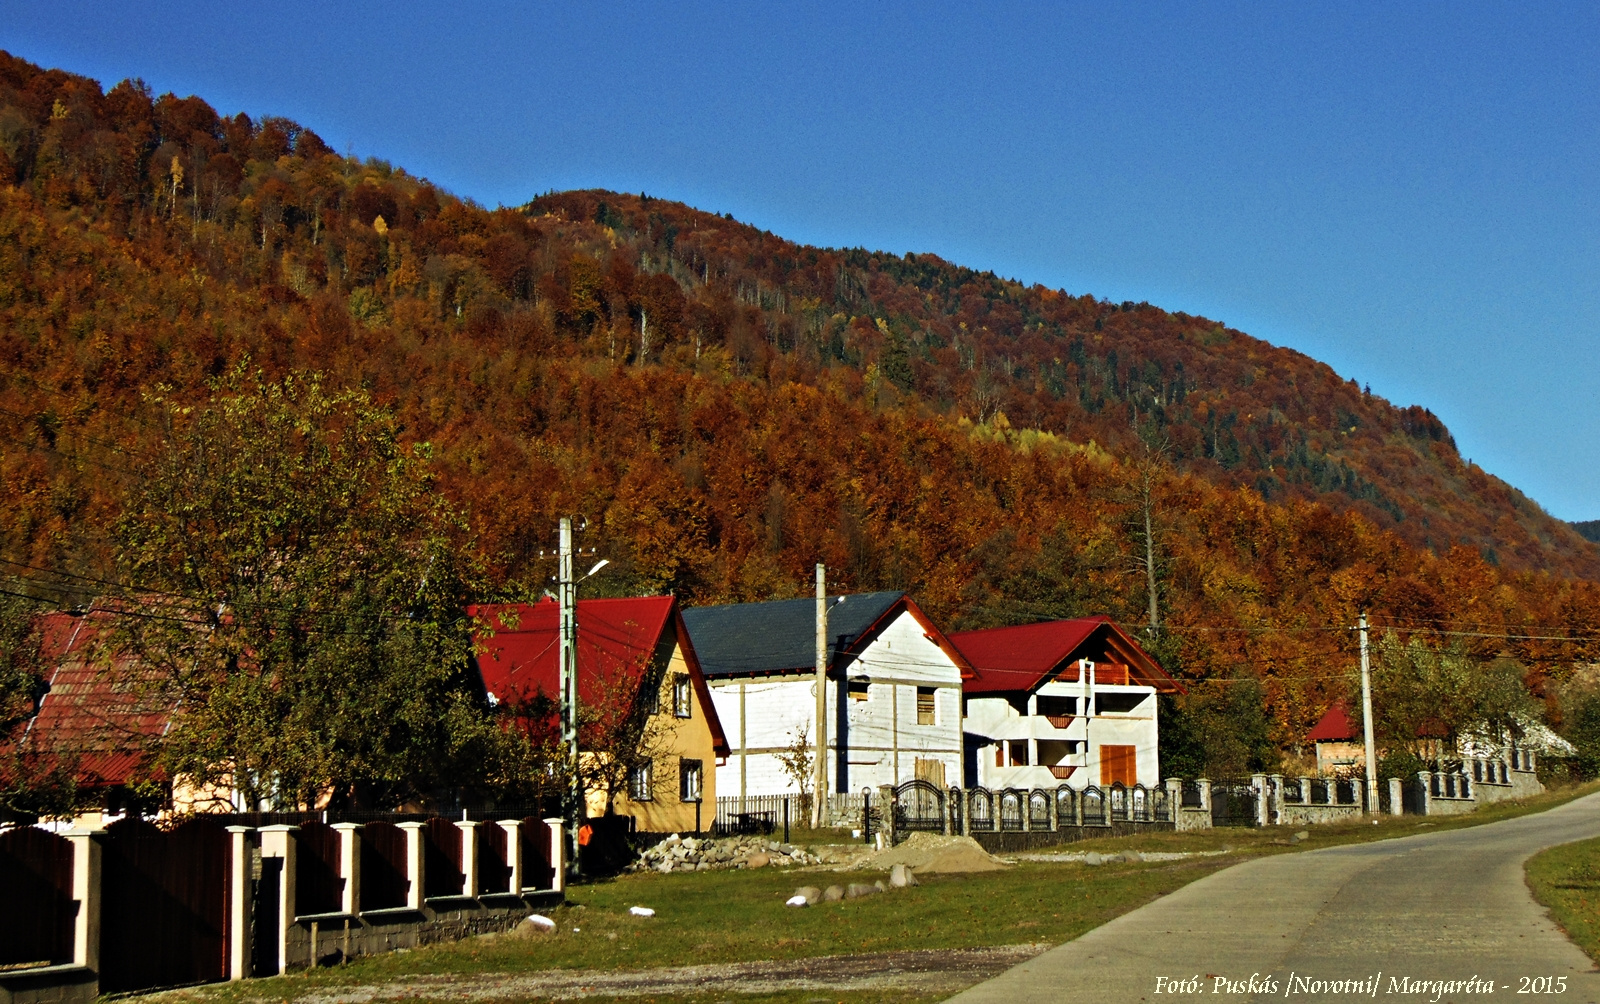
[1364,634,1538,764]
[0,591,87,817]
[112,368,493,810]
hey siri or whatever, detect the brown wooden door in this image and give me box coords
[1099,744,1136,786]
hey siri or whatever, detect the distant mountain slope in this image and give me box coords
[1575,521,1600,545]
[524,189,1598,579]
[1,50,1597,746]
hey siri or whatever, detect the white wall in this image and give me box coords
[966,683,1160,790]
[710,610,965,799]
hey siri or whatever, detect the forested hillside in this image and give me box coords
[2,51,1597,751]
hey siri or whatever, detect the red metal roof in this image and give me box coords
[469,596,729,757]
[1307,704,1358,741]
[950,616,1181,695]
[8,610,172,788]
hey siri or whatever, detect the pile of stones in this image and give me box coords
[630,833,820,873]
[786,863,920,906]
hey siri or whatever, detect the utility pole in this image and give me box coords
[557,518,580,872]
[1358,611,1377,813]
[812,563,828,829]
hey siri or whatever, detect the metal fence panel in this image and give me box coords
[0,826,75,967]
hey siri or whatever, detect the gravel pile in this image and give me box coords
[630,833,821,873]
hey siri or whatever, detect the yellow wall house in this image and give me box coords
[471,596,729,834]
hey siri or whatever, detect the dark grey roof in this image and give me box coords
[681,591,905,679]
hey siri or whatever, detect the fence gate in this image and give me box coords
[0,827,75,968]
[100,817,232,994]
[894,780,946,834]
[1209,779,1261,828]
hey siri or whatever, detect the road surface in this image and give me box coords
[949,793,1600,1003]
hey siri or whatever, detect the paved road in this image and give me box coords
[949,793,1600,1004]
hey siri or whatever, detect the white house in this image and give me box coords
[949,617,1180,790]
[681,591,973,800]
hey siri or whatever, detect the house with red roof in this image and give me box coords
[949,616,1180,790]
[470,595,728,834]
[5,609,174,818]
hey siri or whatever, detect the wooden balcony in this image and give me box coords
[1044,714,1075,730]
[1049,765,1077,780]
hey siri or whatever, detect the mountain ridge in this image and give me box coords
[1,50,1597,744]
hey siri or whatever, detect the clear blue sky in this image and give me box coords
[4,3,1597,520]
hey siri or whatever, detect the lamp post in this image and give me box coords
[556,516,608,875]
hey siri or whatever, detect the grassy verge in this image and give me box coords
[155,782,1598,1004]
[1526,831,1600,963]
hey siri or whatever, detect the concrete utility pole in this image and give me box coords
[557,518,580,871]
[812,563,828,829]
[1358,612,1378,813]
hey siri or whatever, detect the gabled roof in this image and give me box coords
[950,616,1181,695]
[469,596,729,757]
[680,591,973,680]
[1307,704,1358,741]
[11,609,172,788]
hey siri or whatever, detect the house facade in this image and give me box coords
[681,591,973,800]
[470,596,729,833]
[950,617,1180,790]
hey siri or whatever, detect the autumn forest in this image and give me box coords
[2,51,1598,762]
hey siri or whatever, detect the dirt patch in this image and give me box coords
[855,832,1009,874]
[218,944,1049,1002]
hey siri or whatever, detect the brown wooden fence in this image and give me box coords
[478,823,511,895]
[295,821,343,915]
[0,826,75,968]
[422,817,463,898]
[520,816,555,891]
[360,821,408,911]
[99,817,231,994]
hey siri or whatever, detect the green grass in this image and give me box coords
[154,782,1599,1004]
[1526,832,1600,963]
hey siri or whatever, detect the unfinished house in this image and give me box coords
[950,616,1180,790]
[681,591,973,800]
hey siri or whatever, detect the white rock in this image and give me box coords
[525,914,555,931]
[785,895,809,907]
[629,906,656,917]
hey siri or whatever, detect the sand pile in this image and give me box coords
[857,832,1009,874]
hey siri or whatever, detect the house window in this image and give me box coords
[916,687,936,725]
[628,762,654,801]
[1008,741,1030,767]
[848,679,870,701]
[679,758,703,802]
[671,675,692,718]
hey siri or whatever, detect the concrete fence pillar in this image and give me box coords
[1195,778,1211,813]
[1416,771,1433,816]
[961,790,973,836]
[1352,777,1366,814]
[224,826,254,980]
[397,822,426,908]
[257,825,299,974]
[1251,773,1269,826]
[1268,774,1285,825]
[64,827,103,972]
[542,817,565,894]
[1165,777,1182,821]
[1047,789,1059,831]
[331,823,361,914]
[455,821,479,898]
[1387,777,1403,815]
[497,820,522,894]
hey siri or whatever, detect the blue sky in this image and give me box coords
[4,3,1597,520]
